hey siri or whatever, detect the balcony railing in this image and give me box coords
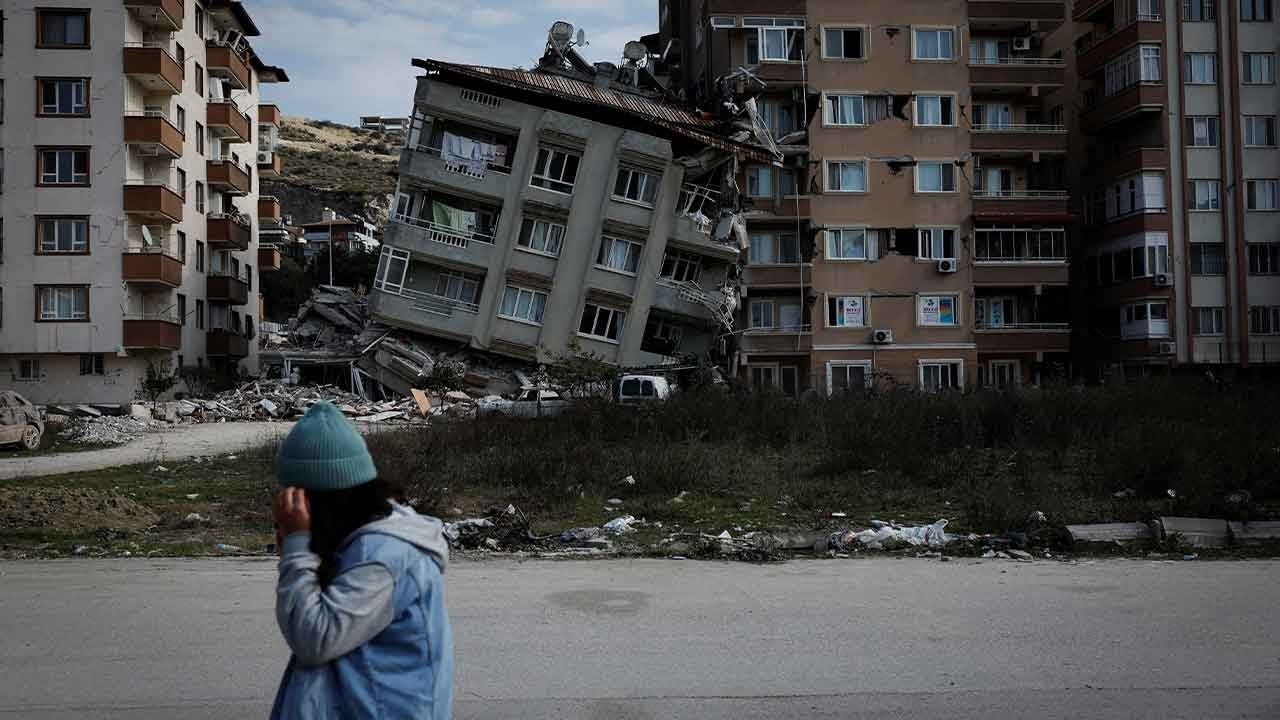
[397,286,481,315]
[123,0,184,30]
[970,56,1065,66]
[122,247,184,286]
[414,143,510,178]
[974,227,1068,261]
[972,123,1067,133]
[123,182,184,223]
[973,190,1070,199]
[123,314,182,350]
[122,42,183,94]
[976,321,1070,330]
[391,213,496,249]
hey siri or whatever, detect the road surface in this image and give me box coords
[0,558,1276,719]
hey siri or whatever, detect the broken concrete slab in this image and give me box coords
[444,391,472,404]
[355,411,405,423]
[1158,517,1230,548]
[1227,521,1280,544]
[74,405,103,418]
[1066,522,1154,544]
[127,404,152,420]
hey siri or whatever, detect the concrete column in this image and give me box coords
[619,164,684,363]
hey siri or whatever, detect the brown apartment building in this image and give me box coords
[660,0,1073,393]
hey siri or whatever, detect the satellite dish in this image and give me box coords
[623,41,647,62]
[141,225,155,247]
[576,28,587,46]
[551,21,574,46]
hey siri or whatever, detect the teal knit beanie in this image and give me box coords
[276,401,378,490]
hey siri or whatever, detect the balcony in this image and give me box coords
[207,101,251,143]
[404,144,510,201]
[207,274,250,305]
[258,246,282,272]
[123,0,184,30]
[973,227,1069,285]
[742,264,812,288]
[1080,84,1165,134]
[207,159,251,195]
[258,195,282,222]
[386,213,497,270]
[971,124,1068,153]
[739,328,813,354]
[122,250,183,287]
[369,287,480,343]
[206,42,251,90]
[206,329,250,358]
[972,190,1071,221]
[257,151,283,177]
[969,57,1065,89]
[968,0,1066,26]
[1075,19,1165,77]
[123,183,183,224]
[123,113,184,158]
[123,316,182,350]
[259,104,283,126]
[122,43,183,94]
[975,323,1071,352]
[651,280,722,322]
[208,214,252,250]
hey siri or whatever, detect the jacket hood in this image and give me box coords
[344,503,449,573]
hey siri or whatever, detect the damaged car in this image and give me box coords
[0,391,45,451]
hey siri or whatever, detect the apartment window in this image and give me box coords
[1190,243,1226,274]
[245,264,252,291]
[1121,301,1170,338]
[756,99,798,138]
[195,181,205,213]
[613,167,660,206]
[37,78,88,116]
[38,147,88,185]
[780,169,800,196]
[825,93,865,126]
[1249,306,1280,334]
[596,235,643,274]
[578,303,625,342]
[1185,116,1219,147]
[517,218,565,256]
[914,95,955,126]
[36,285,88,321]
[750,298,803,329]
[1183,0,1217,20]
[920,361,962,391]
[913,28,955,60]
[18,359,41,382]
[195,64,204,96]
[1125,237,1170,277]
[1243,53,1276,84]
[35,217,88,254]
[373,246,409,293]
[499,286,548,325]
[1193,307,1225,336]
[823,27,866,60]
[37,9,89,48]
[660,249,702,283]
[828,362,872,394]
[1246,179,1279,210]
[530,146,580,194]
[433,270,479,306]
[743,17,804,63]
[746,165,774,197]
[1184,53,1217,84]
[175,105,185,135]
[750,300,775,329]
[195,5,205,36]
[1188,180,1221,210]
[177,294,187,326]
[826,160,868,192]
[916,162,956,192]
[918,295,959,326]
[918,227,957,260]
[1249,242,1280,274]
[79,353,104,376]
[176,168,187,200]
[1244,116,1277,147]
[195,122,205,155]
[1105,45,1161,96]
[1105,172,1167,219]
[175,42,184,72]
[827,295,866,327]
[195,299,205,329]
[749,232,800,264]
[1241,0,1273,20]
[826,228,867,260]
[195,240,205,272]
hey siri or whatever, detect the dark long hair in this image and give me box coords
[306,479,397,586]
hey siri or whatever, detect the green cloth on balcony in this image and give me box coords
[432,201,476,232]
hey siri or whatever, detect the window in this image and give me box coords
[195,181,205,213]
[18,359,41,382]
[914,95,955,126]
[596,235,643,274]
[613,167,660,206]
[176,168,187,200]
[1121,301,1170,338]
[756,99,798,138]
[824,93,865,126]
[1243,53,1275,84]
[36,285,88,321]
[642,317,683,355]
[1105,45,1161,95]
[37,9,89,48]
[1190,243,1226,274]
[195,240,205,272]
[530,146,580,194]
[749,298,803,329]
[195,299,205,330]
[743,18,804,63]
[917,227,957,260]
[37,78,88,115]
[920,361,962,391]
[1244,116,1278,147]
[1241,0,1273,20]
[1247,180,1279,210]
[177,294,186,326]
[245,264,252,291]
[828,362,872,394]
[373,246,409,293]
[826,160,867,192]
[1188,180,1221,210]
[499,286,548,325]
[195,5,205,36]
[823,27,866,60]
[826,227,867,260]
[749,232,800,264]
[750,300,775,329]
[780,169,800,196]
[827,295,866,327]
[579,303,625,342]
[916,162,956,192]
[433,270,480,306]
[746,165,774,197]
[1185,116,1219,146]
[913,28,954,60]
[175,105,185,134]
[1184,0,1217,20]
[195,64,203,97]
[36,217,88,253]
[1249,243,1280,274]
[1250,306,1280,334]
[517,218,565,256]
[79,353,104,376]
[918,295,959,326]
[1194,307,1225,335]
[1184,53,1217,84]
[195,122,205,155]
[660,249,702,283]
[38,147,88,185]
[176,42,184,72]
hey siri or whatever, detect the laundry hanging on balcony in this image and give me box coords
[432,200,477,233]
[441,131,505,177]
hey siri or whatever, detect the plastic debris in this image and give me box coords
[620,475,636,486]
[607,498,624,505]
[213,543,241,552]
[442,518,495,543]
[669,491,690,505]
[830,519,955,551]
[603,515,637,534]
[182,512,206,526]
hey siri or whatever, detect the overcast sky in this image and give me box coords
[251,0,659,124]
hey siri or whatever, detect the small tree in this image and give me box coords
[178,365,215,397]
[141,361,177,408]
[541,341,620,399]
[417,360,466,396]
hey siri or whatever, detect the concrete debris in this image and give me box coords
[59,415,157,445]
[1158,517,1230,548]
[182,513,206,526]
[1066,522,1153,544]
[1228,521,1280,544]
[1006,549,1034,561]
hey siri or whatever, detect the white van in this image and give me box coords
[615,375,672,404]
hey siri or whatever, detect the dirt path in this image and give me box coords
[0,422,296,480]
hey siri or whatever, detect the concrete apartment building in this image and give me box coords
[368,37,772,367]
[660,0,1073,393]
[0,0,287,404]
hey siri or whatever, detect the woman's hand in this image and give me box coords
[273,487,312,537]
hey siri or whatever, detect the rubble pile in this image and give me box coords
[283,285,369,352]
[200,381,423,423]
[59,415,157,445]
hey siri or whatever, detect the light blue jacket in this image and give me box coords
[270,503,453,719]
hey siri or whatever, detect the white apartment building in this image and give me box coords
[0,0,287,404]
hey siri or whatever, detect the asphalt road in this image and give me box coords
[0,558,1277,719]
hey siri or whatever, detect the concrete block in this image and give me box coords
[1066,522,1153,544]
[1228,521,1280,544]
[1159,517,1230,548]
[127,404,153,420]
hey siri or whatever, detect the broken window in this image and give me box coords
[530,146,580,194]
[517,218,565,256]
[500,286,548,324]
[914,95,955,126]
[756,99,798,139]
[826,228,867,260]
[596,235,643,274]
[579,303,625,342]
[827,160,868,192]
[825,93,865,126]
[915,162,956,192]
[642,316,683,354]
[660,249,702,283]
[613,167,660,206]
[823,27,865,60]
[917,227,957,260]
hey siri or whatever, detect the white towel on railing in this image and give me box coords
[441,132,506,176]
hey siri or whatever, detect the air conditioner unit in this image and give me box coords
[937,258,958,273]
[1157,341,1176,355]
[872,329,894,345]
[1153,273,1173,287]
[1012,36,1032,51]
[257,151,272,164]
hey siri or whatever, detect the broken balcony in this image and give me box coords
[638,310,715,364]
[206,41,251,91]
[370,258,485,343]
[122,43,183,95]
[387,190,500,270]
[974,288,1071,353]
[404,116,516,201]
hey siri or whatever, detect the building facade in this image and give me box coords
[0,0,286,404]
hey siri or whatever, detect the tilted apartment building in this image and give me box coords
[0,0,287,404]
[659,0,1074,394]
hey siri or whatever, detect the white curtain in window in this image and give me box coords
[1141,46,1162,81]
[917,97,941,125]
